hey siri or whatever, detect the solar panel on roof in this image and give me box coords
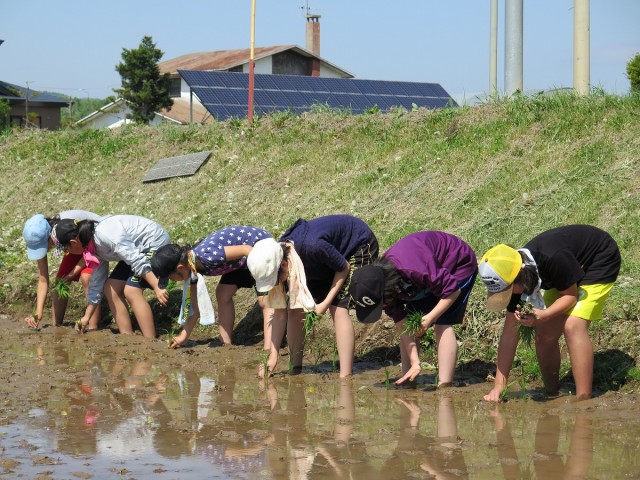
[178,70,456,121]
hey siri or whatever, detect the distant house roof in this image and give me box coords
[0,80,69,106]
[159,45,354,78]
[76,97,211,128]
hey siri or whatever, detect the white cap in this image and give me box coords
[247,238,283,293]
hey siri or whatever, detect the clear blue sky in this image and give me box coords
[2,1,638,101]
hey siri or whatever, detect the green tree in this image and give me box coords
[627,53,640,94]
[0,99,9,132]
[114,35,173,124]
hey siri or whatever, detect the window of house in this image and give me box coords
[170,78,182,97]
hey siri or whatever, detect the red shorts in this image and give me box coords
[55,253,93,281]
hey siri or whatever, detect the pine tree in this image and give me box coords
[115,36,173,124]
[627,53,640,94]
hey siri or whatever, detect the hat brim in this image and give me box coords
[27,245,48,261]
[355,301,384,324]
[255,271,279,293]
[157,276,169,290]
[485,284,515,312]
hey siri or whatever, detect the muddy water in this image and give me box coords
[1,319,640,479]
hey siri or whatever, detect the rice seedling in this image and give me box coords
[402,310,424,336]
[385,366,391,390]
[304,311,321,339]
[52,278,70,299]
[499,380,517,402]
[516,301,536,347]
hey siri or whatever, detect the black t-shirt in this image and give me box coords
[506,225,620,312]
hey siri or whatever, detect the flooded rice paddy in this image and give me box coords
[1,316,640,479]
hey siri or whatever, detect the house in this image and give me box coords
[77,44,352,129]
[0,80,69,130]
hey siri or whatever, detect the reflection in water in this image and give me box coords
[2,345,637,479]
[492,407,593,480]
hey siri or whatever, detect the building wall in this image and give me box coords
[9,105,63,130]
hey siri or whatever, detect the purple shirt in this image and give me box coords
[193,226,271,276]
[384,231,477,321]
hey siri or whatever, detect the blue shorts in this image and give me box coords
[402,271,477,326]
[110,260,152,289]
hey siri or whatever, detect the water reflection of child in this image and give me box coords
[150,226,274,347]
[249,215,379,378]
[479,225,621,401]
[349,231,478,387]
[379,395,469,479]
[22,211,103,329]
[490,408,593,479]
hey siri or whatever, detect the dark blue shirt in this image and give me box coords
[280,215,375,280]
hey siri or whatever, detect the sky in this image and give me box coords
[1,1,638,103]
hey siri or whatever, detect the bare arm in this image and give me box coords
[315,262,349,315]
[25,257,50,328]
[484,311,519,401]
[419,288,461,335]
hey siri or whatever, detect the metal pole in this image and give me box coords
[504,0,523,95]
[573,0,590,95]
[248,0,256,123]
[490,0,498,96]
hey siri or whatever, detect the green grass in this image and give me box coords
[2,92,640,392]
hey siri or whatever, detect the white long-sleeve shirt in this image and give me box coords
[87,215,170,304]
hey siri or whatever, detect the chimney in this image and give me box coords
[306,14,321,77]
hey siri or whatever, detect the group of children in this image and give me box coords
[23,212,621,401]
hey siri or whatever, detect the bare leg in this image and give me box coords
[80,272,100,330]
[330,305,355,378]
[535,315,565,394]
[434,324,457,385]
[287,308,306,371]
[564,315,593,400]
[216,283,238,345]
[124,285,156,338]
[50,289,68,326]
[104,278,133,335]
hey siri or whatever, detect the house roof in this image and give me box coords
[159,45,353,78]
[76,97,211,127]
[0,80,69,105]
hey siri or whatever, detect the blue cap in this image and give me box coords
[23,214,51,260]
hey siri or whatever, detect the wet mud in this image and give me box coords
[1,314,640,479]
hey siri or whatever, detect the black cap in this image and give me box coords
[349,264,385,324]
[150,244,182,288]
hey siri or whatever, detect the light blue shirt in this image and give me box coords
[87,215,170,304]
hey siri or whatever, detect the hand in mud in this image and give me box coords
[75,317,90,334]
[483,386,504,402]
[170,330,188,348]
[24,315,40,329]
[395,363,421,385]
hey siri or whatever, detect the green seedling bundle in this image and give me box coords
[52,278,70,299]
[402,310,424,336]
[516,301,536,347]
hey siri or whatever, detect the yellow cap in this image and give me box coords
[478,244,522,312]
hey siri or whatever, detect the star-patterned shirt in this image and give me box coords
[193,226,271,276]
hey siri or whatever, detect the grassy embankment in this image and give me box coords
[1,92,639,392]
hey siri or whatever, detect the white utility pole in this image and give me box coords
[504,0,523,95]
